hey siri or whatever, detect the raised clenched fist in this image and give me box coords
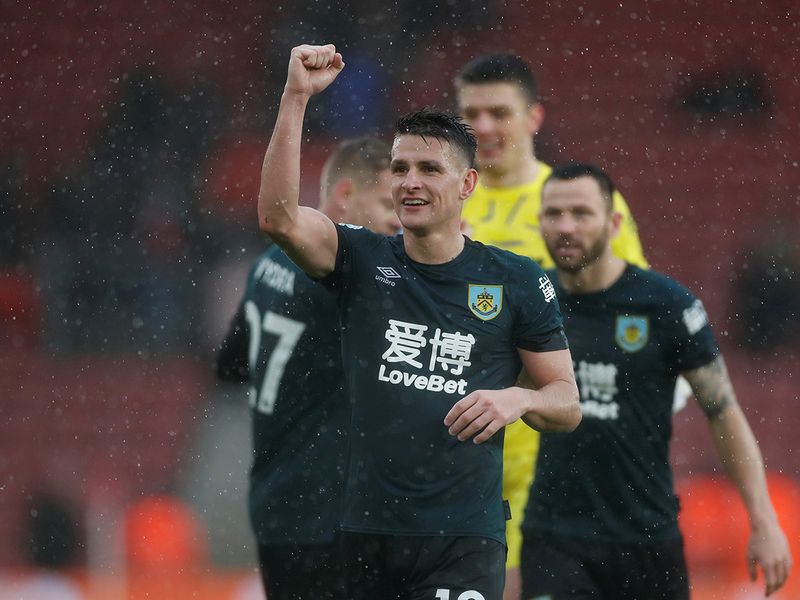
[285,43,345,98]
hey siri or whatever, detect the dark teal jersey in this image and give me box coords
[320,224,567,544]
[523,265,719,543]
[218,244,348,546]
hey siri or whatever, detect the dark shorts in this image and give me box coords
[257,539,347,600]
[520,530,689,600]
[341,532,507,600]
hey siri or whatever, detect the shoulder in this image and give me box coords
[469,165,552,202]
[627,266,693,298]
[335,222,390,249]
[246,244,305,297]
[625,267,706,321]
[469,239,543,275]
[469,241,552,302]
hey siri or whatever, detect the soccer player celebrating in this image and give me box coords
[217,136,399,599]
[257,43,581,599]
[521,162,792,599]
[454,53,650,598]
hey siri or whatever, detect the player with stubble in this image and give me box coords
[257,43,581,599]
[454,54,652,600]
[520,162,792,599]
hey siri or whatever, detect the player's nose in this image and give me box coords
[470,112,494,135]
[401,168,423,189]
[553,215,578,234]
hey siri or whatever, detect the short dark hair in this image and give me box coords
[321,136,391,199]
[545,162,616,210]
[455,53,539,104]
[394,109,477,168]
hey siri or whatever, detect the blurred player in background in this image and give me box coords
[256,43,581,599]
[217,136,399,599]
[454,52,649,599]
[521,162,792,599]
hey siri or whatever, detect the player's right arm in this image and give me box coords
[258,44,344,278]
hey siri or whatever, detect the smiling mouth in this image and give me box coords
[402,199,429,206]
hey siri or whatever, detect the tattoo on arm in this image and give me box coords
[682,356,737,418]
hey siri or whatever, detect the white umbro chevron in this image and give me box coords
[377,266,401,279]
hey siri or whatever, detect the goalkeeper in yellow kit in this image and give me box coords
[454,53,648,599]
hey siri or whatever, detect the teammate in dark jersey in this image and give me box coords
[520,163,792,599]
[217,136,399,599]
[256,44,582,599]
[454,52,651,600]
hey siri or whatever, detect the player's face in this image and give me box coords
[457,82,541,176]
[540,176,618,272]
[349,169,401,235]
[390,135,475,233]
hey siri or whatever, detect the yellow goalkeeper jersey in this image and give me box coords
[462,161,648,569]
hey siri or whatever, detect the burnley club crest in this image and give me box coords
[468,285,504,321]
[615,315,649,353]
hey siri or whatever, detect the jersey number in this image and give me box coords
[244,302,306,414]
[435,590,485,600]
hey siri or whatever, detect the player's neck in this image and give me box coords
[480,155,540,188]
[403,228,466,265]
[558,254,627,294]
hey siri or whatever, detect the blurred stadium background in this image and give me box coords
[1,0,798,598]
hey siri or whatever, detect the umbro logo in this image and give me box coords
[377,266,401,278]
[375,266,401,287]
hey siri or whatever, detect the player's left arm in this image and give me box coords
[444,348,580,444]
[610,191,649,269]
[682,356,792,596]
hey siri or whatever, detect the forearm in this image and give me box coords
[258,91,309,237]
[443,379,580,445]
[708,405,778,528]
[519,378,581,432]
[687,357,791,594]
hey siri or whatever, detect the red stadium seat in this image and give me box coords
[679,472,800,592]
[125,495,208,573]
[677,476,749,577]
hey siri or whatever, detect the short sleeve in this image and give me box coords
[663,285,719,373]
[317,223,360,296]
[511,263,568,352]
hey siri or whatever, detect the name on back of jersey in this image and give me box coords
[254,257,296,296]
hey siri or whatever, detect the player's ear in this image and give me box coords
[609,209,623,240]
[528,103,544,135]
[460,168,478,200]
[331,178,354,209]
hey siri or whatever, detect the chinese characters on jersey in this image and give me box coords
[378,319,476,394]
